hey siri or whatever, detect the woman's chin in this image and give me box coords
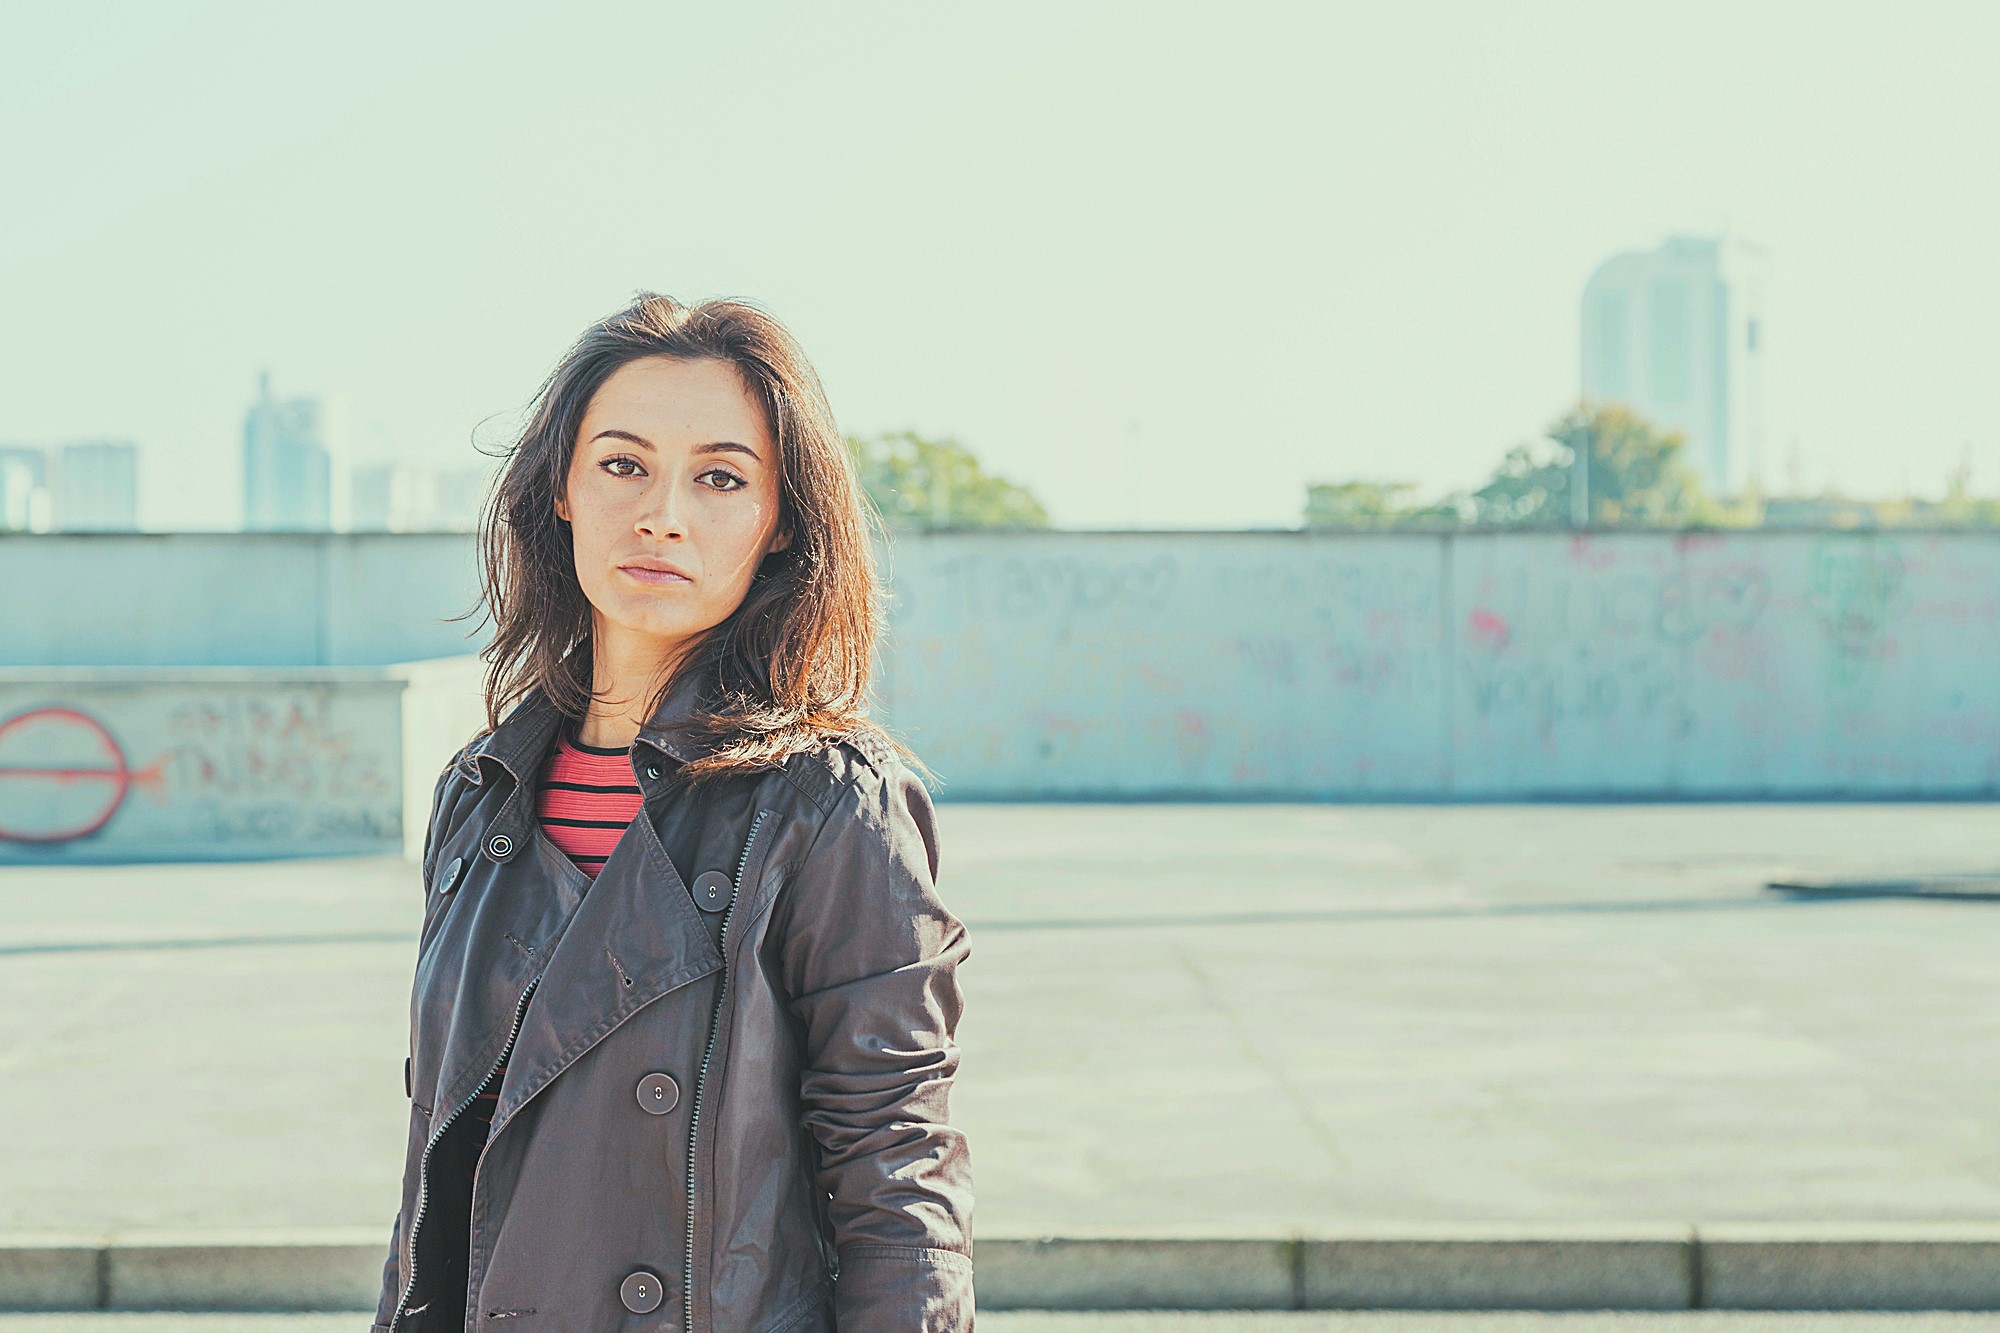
[604,609,712,650]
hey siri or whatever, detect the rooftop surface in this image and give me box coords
[2,803,1996,1235]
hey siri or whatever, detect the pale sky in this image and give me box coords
[2,0,1995,531]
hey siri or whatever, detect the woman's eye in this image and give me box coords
[600,456,644,478]
[700,468,748,492]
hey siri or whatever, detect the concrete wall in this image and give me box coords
[0,657,486,863]
[877,529,2000,799]
[0,532,483,667]
[1,529,1995,859]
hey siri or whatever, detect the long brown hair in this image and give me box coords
[458,292,926,786]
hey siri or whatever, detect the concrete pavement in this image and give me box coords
[2,803,1998,1311]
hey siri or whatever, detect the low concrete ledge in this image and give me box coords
[1300,1221,1695,1311]
[974,1230,1296,1310]
[1700,1221,2000,1311]
[11,1224,2000,1313]
[0,1235,100,1312]
[104,1229,387,1313]
[0,1230,383,1313]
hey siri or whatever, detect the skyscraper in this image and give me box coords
[1580,234,1769,497]
[54,439,139,530]
[0,446,52,532]
[242,371,332,530]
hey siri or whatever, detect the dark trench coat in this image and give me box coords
[372,666,976,1332]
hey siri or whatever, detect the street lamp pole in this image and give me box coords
[1569,425,1591,529]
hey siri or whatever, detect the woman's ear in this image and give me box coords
[554,490,570,524]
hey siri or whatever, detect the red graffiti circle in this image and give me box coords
[0,706,133,843]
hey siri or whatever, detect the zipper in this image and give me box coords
[390,973,540,1333]
[683,808,772,1333]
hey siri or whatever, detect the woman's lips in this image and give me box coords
[619,564,691,585]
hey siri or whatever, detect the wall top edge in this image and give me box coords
[4,527,1998,541]
[0,529,477,540]
[0,655,484,684]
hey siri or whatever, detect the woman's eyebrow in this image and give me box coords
[589,429,654,452]
[588,430,761,463]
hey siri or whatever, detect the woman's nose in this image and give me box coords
[636,479,687,538]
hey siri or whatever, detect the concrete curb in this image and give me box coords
[0,1230,384,1314]
[9,1224,2000,1313]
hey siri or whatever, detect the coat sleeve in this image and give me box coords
[371,1210,404,1330]
[773,757,976,1331]
[376,752,465,1328]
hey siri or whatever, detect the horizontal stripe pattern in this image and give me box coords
[535,731,645,879]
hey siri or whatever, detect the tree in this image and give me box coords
[1300,407,1999,532]
[1298,402,1733,532]
[1470,402,1712,528]
[845,430,1048,531]
[1303,480,1467,530]
[1933,446,2000,527]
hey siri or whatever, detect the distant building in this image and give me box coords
[351,462,493,531]
[0,446,53,532]
[352,463,441,531]
[1581,234,1769,497]
[243,372,332,531]
[53,439,140,531]
[434,464,492,529]
[352,463,411,531]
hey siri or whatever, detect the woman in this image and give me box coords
[373,294,976,1332]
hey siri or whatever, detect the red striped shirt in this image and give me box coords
[465,729,645,1143]
[535,731,646,878]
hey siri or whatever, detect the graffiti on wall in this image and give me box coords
[888,539,1450,792]
[1446,533,1993,788]
[1455,550,1773,738]
[0,706,162,843]
[0,691,395,849]
[880,531,2000,797]
[1806,536,1909,687]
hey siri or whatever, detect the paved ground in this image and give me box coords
[2,804,1999,1237]
[6,1315,2000,1332]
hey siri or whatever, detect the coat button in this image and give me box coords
[636,1072,679,1114]
[486,833,513,860]
[620,1270,664,1314]
[645,763,662,780]
[438,856,464,893]
[690,869,733,912]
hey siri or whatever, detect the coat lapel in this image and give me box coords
[483,795,723,1135]
[413,828,584,1121]
[452,657,743,1137]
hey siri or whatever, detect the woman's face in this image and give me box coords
[555,355,790,674]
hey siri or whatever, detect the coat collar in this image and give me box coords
[458,660,733,860]
[461,658,730,791]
